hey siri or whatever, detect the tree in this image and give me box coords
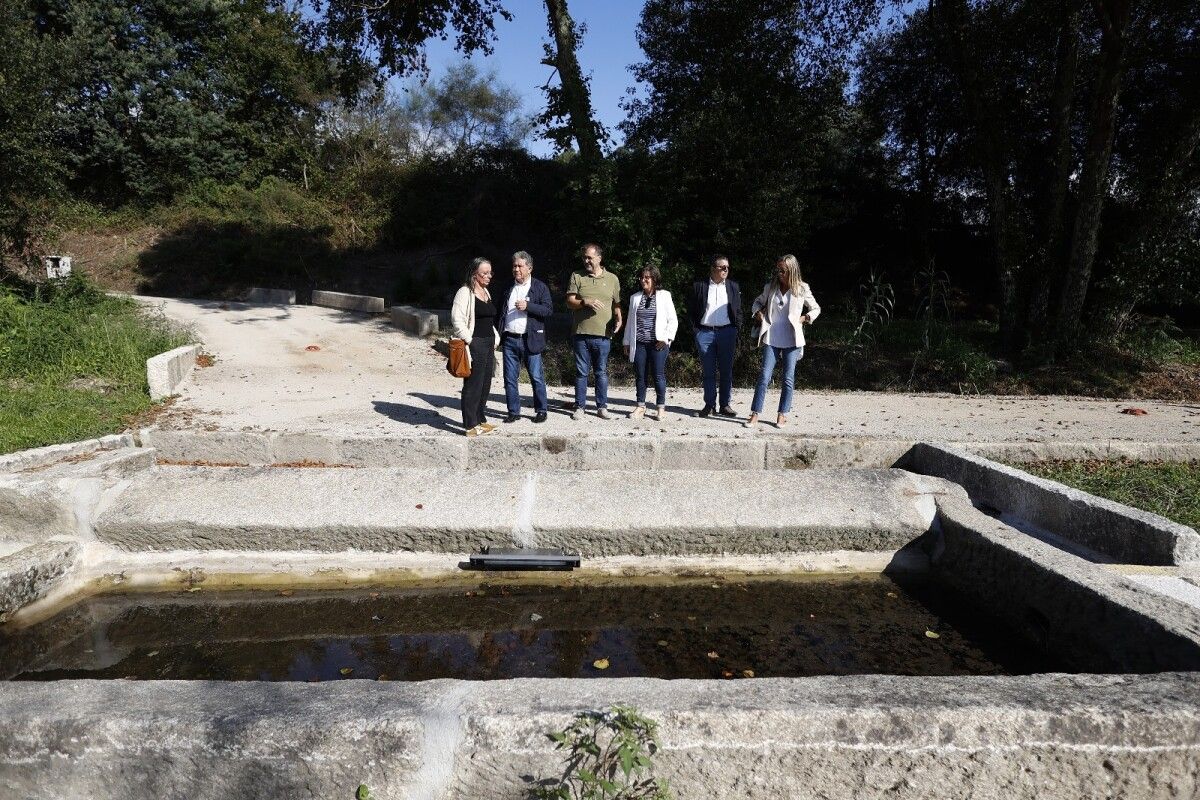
[0,0,66,276]
[621,0,884,269]
[38,0,335,204]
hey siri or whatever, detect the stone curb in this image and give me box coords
[136,429,1200,470]
[242,287,296,304]
[311,290,385,314]
[390,305,440,336]
[0,674,1197,799]
[905,442,1200,565]
[146,344,202,401]
[0,435,134,474]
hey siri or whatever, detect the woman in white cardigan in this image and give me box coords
[450,258,502,436]
[746,254,820,429]
[622,265,679,420]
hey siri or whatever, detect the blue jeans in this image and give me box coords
[634,342,669,407]
[573,334,611,409]
[751,345,804,414]
[501,333,547,415]
[695,326,736,408]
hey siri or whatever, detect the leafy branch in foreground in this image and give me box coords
[530,706,671,800]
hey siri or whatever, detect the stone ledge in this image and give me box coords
[311,290,385,314]
[0,435,133,474]
[146,344,201,401]
[91,467,957,555]
[907,442,1200,565]
[390,305,440,336]
[242,287,296,305]
[0,674,1196,799]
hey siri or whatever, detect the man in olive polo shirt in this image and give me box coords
[565,242,623,419]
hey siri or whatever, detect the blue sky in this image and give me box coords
[401,0,647,156]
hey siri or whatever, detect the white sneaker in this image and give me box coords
[596,408,612,420]
[571,408,585,421]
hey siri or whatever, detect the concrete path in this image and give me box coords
[141,297,1200,445]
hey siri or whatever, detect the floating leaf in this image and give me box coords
[278,589,294,597]
[742,669,755,678]
[707,651,720,660]
[340,667,354,675]
[186,587,201,593]
[592,658,610,670]
[530,613,543,622]
[721,669,734,678]
[886,592,897,598]
[376,674,390,682]
[656,640,669,647]
[146,650,159,658]
[925,630,941,639]
[356,784,372,800]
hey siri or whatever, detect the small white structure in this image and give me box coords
[43,256,72,280]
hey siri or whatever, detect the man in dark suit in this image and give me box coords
[687,255,741,417]
[497,250,553,423]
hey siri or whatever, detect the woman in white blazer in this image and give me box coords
[450,258,502,436]
[622,265,679,420]
[746,254,820,429]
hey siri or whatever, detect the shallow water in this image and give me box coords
[0,574,1063,681]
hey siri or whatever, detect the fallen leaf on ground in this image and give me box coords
[1121,407,1148,416]
[592,658,610,670]
[925,630,941,639]
[305,344,321,352]
[415,503,424,509]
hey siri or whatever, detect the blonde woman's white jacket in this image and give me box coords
[450,285,501,366]
[622,290,679,361]
[750,281,820,348]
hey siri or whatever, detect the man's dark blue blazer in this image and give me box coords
[495,278,554,354]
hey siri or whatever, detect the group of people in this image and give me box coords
[449,244,820,437]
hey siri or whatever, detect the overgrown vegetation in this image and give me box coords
[530,706,671,800]
[0,275,190,454]
[1014,460,1200,529]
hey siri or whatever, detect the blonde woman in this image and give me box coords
[450,257,501,436]
[622,265,679,420]
[746,255,820,428]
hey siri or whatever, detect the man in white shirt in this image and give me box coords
[498,251,553,423]
[687,255,742,417]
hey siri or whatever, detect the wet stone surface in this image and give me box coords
[1,575,1065,681]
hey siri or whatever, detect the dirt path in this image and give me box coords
[142,297,1200,445]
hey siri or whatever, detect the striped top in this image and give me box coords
[636,292,657,343]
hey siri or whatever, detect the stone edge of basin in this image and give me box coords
[0,673,1197,799]
[133,428,1200,471]
[0,540,80,618]
[0,434,134,474]
[932,494,1200,672]
[904,442,1200,566]
[146,343,202,401]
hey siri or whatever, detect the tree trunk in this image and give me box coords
[1027,4,1080,341]
[1054,0,1132,347]
[543,0,602,164]
[933,0,1022,353]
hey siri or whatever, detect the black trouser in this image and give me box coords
[461,337,495,429]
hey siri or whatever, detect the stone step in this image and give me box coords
[93,467,961,556]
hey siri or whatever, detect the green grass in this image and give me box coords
[0,275,191,454]
[1015,460,1200,529]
